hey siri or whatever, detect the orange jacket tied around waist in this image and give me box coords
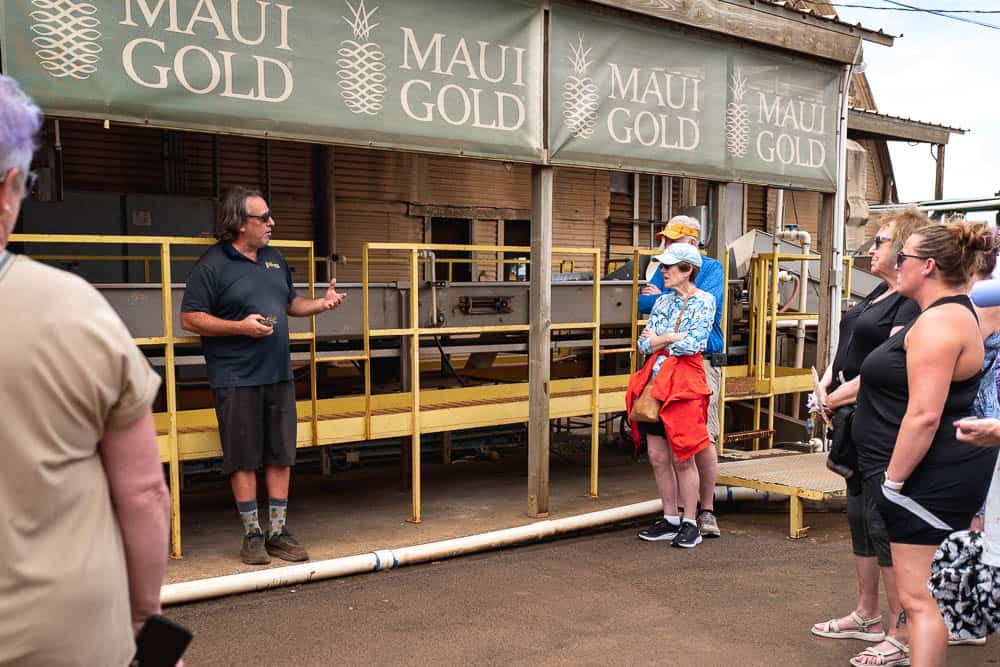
[626,351,712,463]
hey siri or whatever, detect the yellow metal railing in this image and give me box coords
[362,243,602,523]
[13,235,619,555]
[718,249,853,451]
[11,233,315,559]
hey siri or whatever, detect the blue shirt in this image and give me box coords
[638,255,724,354]
[637,289,716,377]
[181,243,296,388]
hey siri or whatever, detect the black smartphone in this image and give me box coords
[132,614,193,667]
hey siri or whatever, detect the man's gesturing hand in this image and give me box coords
[240,314,274,338]
[320,280,347,311]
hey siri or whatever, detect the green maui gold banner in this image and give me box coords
[548,5,842,192]
[1,1,844,190]
[0,0,544,161]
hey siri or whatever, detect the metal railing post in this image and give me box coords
[719,246,732,455]
[408,248,422,523]
[767,253,780,450]
[309,244,318,447]
[161,242,182,559]
[362,245,372,440]
[589,249,601,498]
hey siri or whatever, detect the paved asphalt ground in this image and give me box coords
[170,511,1000,666]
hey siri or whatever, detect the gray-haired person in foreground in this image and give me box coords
[0,75,172,664]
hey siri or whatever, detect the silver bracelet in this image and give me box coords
[883,478,905,492]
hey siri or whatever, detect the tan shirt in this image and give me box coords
[0,254,161,666]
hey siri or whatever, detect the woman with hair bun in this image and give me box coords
[852,221,1000,666]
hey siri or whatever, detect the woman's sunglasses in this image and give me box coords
[896,251,929,268]
[872,235,891,249]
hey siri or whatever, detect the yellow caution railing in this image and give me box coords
[11,234,613,556]
[362,243,602,523]
[11,233,315,559]
[719,248,853,452]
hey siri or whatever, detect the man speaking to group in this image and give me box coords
[181,186,346,565]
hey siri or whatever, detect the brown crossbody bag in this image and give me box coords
[629,295,691,423]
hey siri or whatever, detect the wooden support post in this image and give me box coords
[934,143,946,200]
[528,166,553,517]
[816,193,837,372]
[631,173,640,248]
[321,447,332,477]
[680,178,698,207]
[441,431,452,465]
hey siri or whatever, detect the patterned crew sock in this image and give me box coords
[269,498,288,538]
[237,500,261,535]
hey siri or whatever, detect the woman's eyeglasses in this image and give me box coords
[872,235,891,249]
[0,168,38,199]
[896,251,929,268]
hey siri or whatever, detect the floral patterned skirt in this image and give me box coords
[930,530,1000,640]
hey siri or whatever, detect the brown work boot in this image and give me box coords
[266,528,309,562]
[240,529,271,565]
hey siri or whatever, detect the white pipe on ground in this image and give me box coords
[161,489,786,606]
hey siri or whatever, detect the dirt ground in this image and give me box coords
[167,444,666,583]
[169,511,1000,666]
[165,446,1000,665]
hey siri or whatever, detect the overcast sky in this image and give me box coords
[836,1,998,204]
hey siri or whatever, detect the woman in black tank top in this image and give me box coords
[853,222,999,666]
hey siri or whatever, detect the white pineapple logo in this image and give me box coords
[726,66,750,158]
[337,0,386,116]
[562,34,599,139]
[29,0,103,80]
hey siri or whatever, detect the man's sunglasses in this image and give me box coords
[247,210,272,222]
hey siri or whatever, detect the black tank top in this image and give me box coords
[853,294,984,479]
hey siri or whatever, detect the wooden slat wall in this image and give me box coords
[766,188,820,245]
[334,147,417,283]
[553,167,608,274]
[426,156,531,208]
[746,185,767,232]
[269,141,315,242]
[178,132,214,198]
[61,120,164,194]
[472,219,500,281]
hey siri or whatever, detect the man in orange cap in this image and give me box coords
[637,215,724,538]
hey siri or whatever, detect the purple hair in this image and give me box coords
[0,75,42,176]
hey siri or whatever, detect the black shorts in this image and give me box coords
[638,419,666,438]
[213,381,298,475]
[854,474,893,567]
[877,453,996,546]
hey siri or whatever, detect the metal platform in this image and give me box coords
[716,451,845,538]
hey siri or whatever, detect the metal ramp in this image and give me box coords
[716,452,845,538]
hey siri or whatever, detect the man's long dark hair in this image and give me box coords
[216,186,263,242]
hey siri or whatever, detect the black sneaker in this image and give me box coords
[266,528,310,562]
[672,521,703,548]
[240,529,271,565]
[638,518,681,542]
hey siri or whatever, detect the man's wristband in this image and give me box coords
[883,478,905,492]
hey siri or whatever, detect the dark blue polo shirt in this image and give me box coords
[181,242,296,388]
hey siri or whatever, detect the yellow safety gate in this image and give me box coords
[11,234,615,558]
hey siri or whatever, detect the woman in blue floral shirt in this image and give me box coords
[632,243,715,548]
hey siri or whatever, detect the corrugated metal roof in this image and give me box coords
[768,0,896,41]
[849,107,968,134]
[593,0,896,49]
